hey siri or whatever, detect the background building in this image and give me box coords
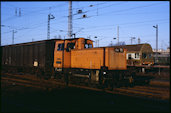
[153,47,170,65]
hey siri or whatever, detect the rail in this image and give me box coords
[1,73,169,101]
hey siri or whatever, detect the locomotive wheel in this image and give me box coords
[144,80,150,85]
[99,77,105,89]
[129,76,134,87]
[64,73,69,87]
[109,80,114,91]
[129,82,134,87]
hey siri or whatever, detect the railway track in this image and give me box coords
[1,73,66,91]
[114,86,169,100]
[1,73,169,100]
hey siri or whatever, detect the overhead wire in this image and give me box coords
[2,2,67,22]
[1,1,115,34]
[76,18,169,30]
[73,2,166,20]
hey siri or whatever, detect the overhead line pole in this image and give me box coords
[156,25,158,63]
[47,13,55,40]
[47,14,50,39]
[130,37,135,45]
[117,26,119,45]
[153,24,158,63]
[12,30,17,44]
[68,1,72,38]
[138,38,140,44]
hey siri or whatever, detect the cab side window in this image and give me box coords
[66,43,75,52]
[85,44,92,48]
[57,43,64,51]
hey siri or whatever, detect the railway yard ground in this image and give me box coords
[1,70,170,112]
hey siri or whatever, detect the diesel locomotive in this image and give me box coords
[1,38,134,88]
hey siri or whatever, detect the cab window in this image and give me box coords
[85,44,92,48]
[57,43,64,51]
[66,43,75,52]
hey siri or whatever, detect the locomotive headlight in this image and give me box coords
[119,48,123,52]
[103,72,106,74]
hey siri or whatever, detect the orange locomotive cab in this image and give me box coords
[53,38,93,70]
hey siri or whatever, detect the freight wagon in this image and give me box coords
[1,38,134,88]
[1,39,57,78]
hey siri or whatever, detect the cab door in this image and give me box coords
[53,40,76,69]
[54,40,64,69]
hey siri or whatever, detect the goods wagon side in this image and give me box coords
[1,40,56,76]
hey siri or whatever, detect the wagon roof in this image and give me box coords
[112,43,151,52]
[1,37,92,47]
[1,39,60,47]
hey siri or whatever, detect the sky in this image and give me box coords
[1,1,170,50]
